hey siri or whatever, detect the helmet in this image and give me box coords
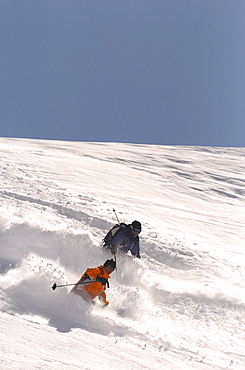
[131,220,141,234]
[104,259,116,271]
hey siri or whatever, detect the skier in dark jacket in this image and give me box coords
[103,220,141,258]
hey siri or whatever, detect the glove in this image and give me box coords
[111,245,118,254]
[96,276,108,285]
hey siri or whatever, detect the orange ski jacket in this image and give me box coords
[75,265,110,305]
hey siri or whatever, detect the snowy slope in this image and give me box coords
[0,138,244,370]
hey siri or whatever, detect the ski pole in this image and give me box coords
[100,209,120,247]
[113,208,120,224]
[112,251,119,279]
[52,282,79,290]
[112,252,117,270]
[52,280,95,291]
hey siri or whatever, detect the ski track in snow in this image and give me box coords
[0,138,245,369]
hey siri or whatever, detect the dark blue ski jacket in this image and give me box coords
[104,224,140,258]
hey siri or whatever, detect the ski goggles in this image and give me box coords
[131,226,141,234]
[134,229,141,234]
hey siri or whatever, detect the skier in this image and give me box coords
[103,220,141,258]
[71,259,116,306]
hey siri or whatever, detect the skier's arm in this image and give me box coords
[130,240,140,258]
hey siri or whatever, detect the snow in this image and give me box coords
[0,137,244,370]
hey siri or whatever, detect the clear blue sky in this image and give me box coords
[1,0,245,147]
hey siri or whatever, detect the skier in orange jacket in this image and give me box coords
[71,259,116,306]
